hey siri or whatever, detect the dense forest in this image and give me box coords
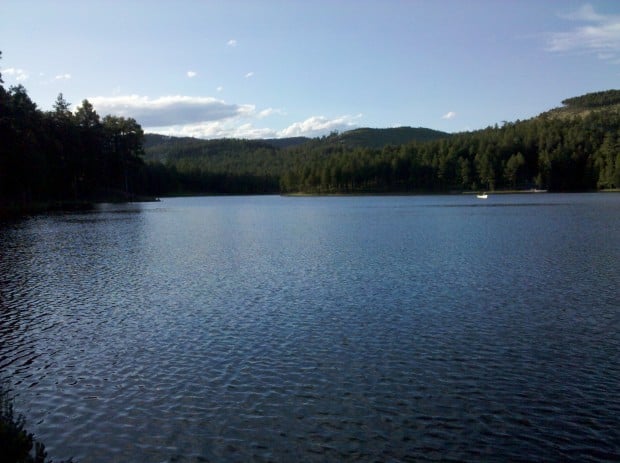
[141,126,451,195]
[146,95,620,194]
[278,109,620,193]
[0,52,151,215]
[1,47,619,216]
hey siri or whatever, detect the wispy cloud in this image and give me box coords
[442,111,456,120]
[55,73,71,80]
[244,71,254,79]
[88,95,252,127]
[2,67,29,82]
[227,39,237,47]
[546,4,620,61]
[187,71,197,78]
[216,86,224,92]
[257,108,286,119]
[279,114,362,138]
[561,3,606,22]
[161,121,277,140]
[89,92,360,140]
[141,106,360,139]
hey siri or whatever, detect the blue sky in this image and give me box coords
[1,0,619,139]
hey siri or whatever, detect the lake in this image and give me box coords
[1,193,619,462]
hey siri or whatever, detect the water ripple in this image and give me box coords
[1,195,619,462]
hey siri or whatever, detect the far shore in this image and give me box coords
[3,190,619,219]
[283,188,619,197]
[0,196,160,221]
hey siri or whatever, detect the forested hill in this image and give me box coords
[140,91,620,195]
[2,62,620,217]
[144,133,310,153]
[140,126,452,195]
[332,127,450,148]
[543,89,620,119]
[143,134,311,162]
[144,134,284,163]
[278,91,620,193]
[143,126,449,163]
[562,89,620,109]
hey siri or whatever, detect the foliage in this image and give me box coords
[0,389,74,462]
[277,109,620,193]
[141,127,452,195]
[333,126,450,148]
[140,91,620,195]
[142,136,287,194]
[562,89,620,109]
[261,137,310,149]
[0,60,151,214]
[1,47,619,204]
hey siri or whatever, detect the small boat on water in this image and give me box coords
[476,193,488,199]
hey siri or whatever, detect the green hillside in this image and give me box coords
[143,126,449,163]
[144,135,280,165]
[334,126,449,148]
[137,91,620,195]
[562,89,620,109]
[542,89,620,120]
[140,126,451,194]
[3,78,620,216]
[263,137,311,149]
[278,91,620,193]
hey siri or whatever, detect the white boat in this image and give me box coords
[476,193,488,199]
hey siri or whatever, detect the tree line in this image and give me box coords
[1,76,149,213]
[277,110,620,193]
[149,107,620,194]
[2,47,619,213]
[561,89,620,109]
[1,67,152,216]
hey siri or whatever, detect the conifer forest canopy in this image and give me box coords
[1,49,619,214]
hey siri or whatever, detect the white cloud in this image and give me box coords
[87,93,361,140]
[279,114,362,138]
[55,73,71,80]
[245,71,254,78]
[442,111,456,120]
[187,71,197,78]
[227,39,237,47]
[148,121,278,140]
[88,95,252,127]
[2,67,29,81]
[258,107,286,118]
[216,86,224,92]
[547,4,620,60]
[144,108,362,140]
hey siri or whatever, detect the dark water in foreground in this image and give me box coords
[1,194,619,462]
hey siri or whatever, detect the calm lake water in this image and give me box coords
[1,194,619,462]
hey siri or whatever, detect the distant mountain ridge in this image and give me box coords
[143,134,282,163]
[4,64,619,216]
[143,126,450,163]
[139,89,620,195]
[332,127,450,148]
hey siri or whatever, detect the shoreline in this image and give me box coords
[3,190,618,218]
[283,188,619,197]
[0,196,160,221]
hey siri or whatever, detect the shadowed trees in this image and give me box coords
[0,64,150,213]
[2,47,619,203]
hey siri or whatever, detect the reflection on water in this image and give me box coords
[1,194,619,462]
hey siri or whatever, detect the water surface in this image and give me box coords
[1,194,619,462]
